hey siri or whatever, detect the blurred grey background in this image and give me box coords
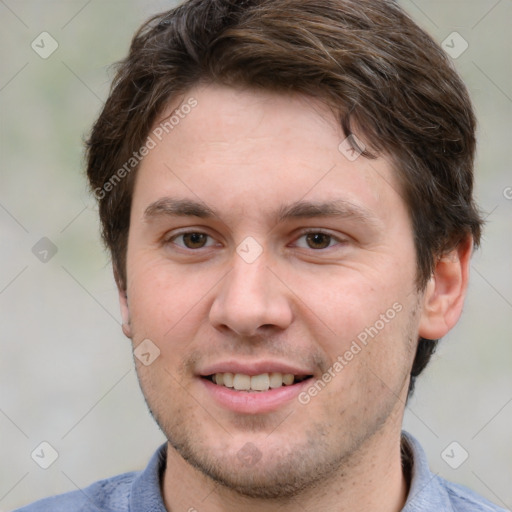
[1,0,511,510]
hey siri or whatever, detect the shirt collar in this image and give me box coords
[129,432,454,512]
[401,431,454,511]
[130,442,168,512]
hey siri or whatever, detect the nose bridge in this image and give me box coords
[209,250,292,335]
[229,255,270,301]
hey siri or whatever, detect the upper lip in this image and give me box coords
[198,360,313,377]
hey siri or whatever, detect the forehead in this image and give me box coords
[133,83,406,226]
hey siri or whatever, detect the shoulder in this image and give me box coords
[13,470,139,512]
[401,432,508,512]
[441,478,509,512]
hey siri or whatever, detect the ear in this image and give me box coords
[114,267,133,339]
[418,235,473,340]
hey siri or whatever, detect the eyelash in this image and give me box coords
[165,229,347,251]
[294,229,347,249]
[166,231,219,250]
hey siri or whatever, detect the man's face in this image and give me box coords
[122,84,424,497]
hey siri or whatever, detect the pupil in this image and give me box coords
[307,233,330,249]
[184,233,206,248]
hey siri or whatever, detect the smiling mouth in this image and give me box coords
[203,372,313,392]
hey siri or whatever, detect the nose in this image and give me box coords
[209,254,293,337]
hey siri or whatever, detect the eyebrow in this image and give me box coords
[144,198,215,219]
[275,200,379,226]
[143,197,380,227]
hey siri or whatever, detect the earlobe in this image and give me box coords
[418,236,473,340]
[119,288,133,339]
[114,268,133,339]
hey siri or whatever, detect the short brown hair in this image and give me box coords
[86,0,483,395]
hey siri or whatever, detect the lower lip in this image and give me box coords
[200,378,312,414]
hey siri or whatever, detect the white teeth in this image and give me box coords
[282,373,294,386]
[233,373,251,390]
[211,372,301,391]
[269,372,283,388]
[251,373,270,391]
[223,372,234,388]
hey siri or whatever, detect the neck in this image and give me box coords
[162,427,409,512]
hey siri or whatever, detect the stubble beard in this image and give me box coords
[140,370,410,500]
[135,304,418,500]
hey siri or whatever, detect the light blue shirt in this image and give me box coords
[14,432,508,511]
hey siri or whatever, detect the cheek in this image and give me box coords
[126,258,217,347]
[290,268,406,346]
[297,269,417,399]
[302,302,416,423]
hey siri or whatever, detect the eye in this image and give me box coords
[294,231,344,250]
[168,232,217,249]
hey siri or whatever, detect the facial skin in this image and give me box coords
[119,84,471,512]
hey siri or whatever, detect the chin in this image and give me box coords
[162,418,348,500]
